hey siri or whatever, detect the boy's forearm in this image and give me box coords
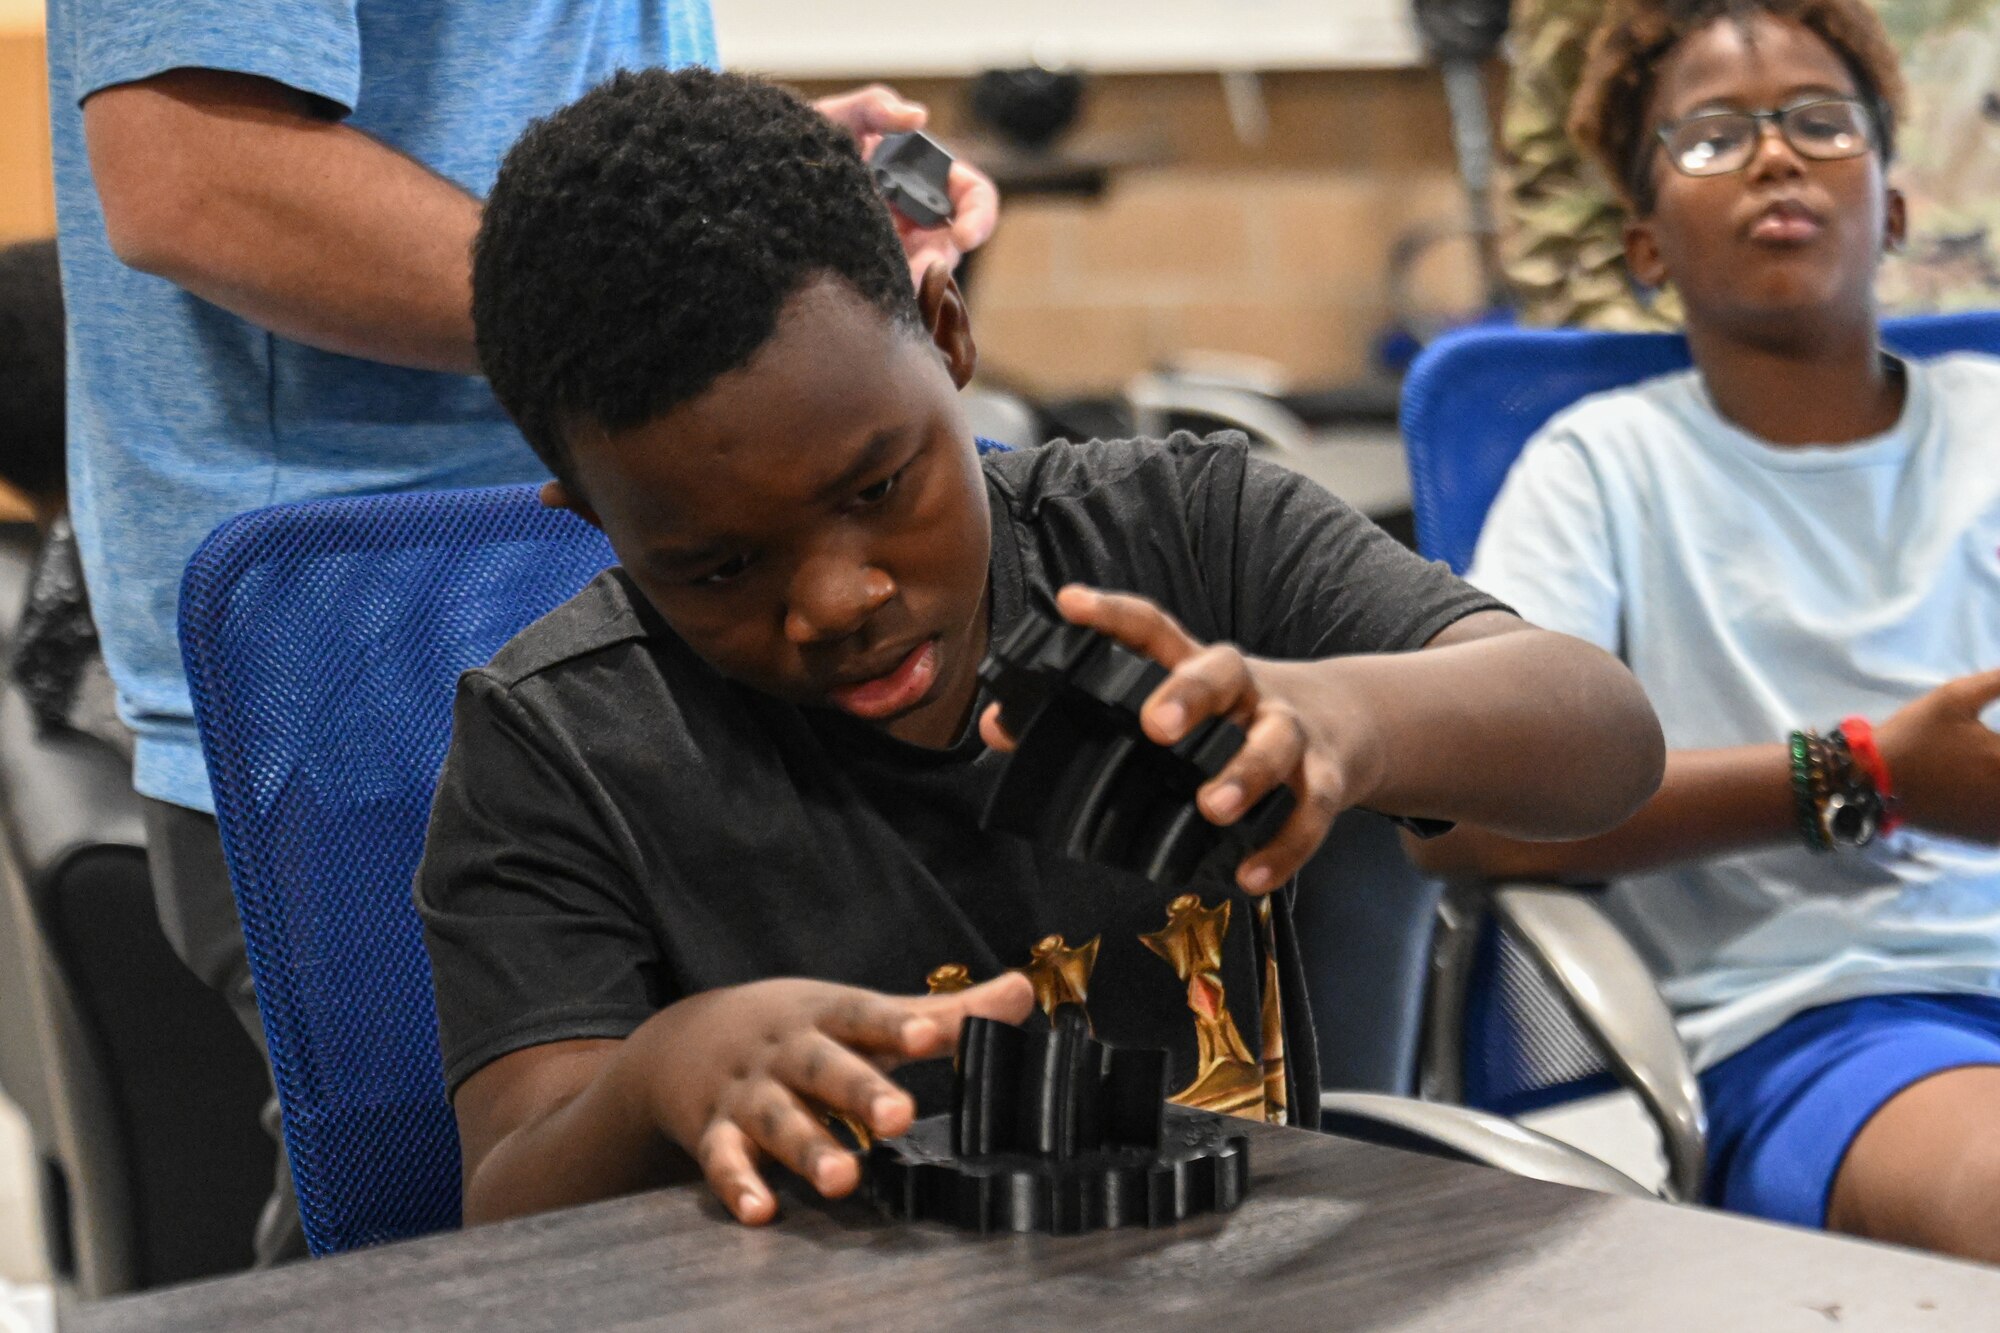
[460,1031,692,1226]
[1410,744,1795,881]
[1302,616,1664,839]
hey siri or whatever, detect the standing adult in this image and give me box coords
[46,0,995,1265]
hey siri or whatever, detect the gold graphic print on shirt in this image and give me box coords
[1016,934,1101,1021]
[1139,895,1269,1121]
[1252,895,1287,1122]
[926,963,974,995]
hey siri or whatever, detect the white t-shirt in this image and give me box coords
[1468,353,2000,1069]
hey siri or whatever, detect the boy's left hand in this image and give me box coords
[980,585,1386,895]
[812,84,1000,288]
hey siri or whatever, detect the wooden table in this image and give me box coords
[73,1123,2000,1332]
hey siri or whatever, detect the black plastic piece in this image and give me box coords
[869,131,957,228]
[868,1008,1249,1233]
[977,609,1297,890]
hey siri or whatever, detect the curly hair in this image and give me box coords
[473,68,919,482]
[0,239,66,502]
[1570,0,1906,214]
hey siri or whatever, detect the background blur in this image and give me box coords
[0,0,1483,399]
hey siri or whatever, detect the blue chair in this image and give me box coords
[180,484,617,1254]
[1400,311,2000,1200]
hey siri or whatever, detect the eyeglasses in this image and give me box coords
[1654,96,1877,179]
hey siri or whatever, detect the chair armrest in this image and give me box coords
[1124,373,1314,455]
[1318,1091,1653,1198]
[1490,884,1707,1203]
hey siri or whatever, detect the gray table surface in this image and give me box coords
[71,1122,2000,1332]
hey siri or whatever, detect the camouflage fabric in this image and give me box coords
[1500,0,1682,330]
[1499,0,2000,327]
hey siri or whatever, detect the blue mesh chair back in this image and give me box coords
[1403,312,2000,1116]
[180,484,616,1253]
[179,442,1010,1255]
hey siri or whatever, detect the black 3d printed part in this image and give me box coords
[976,609,1297,890]
[869,131,957,228]
[868,1009,1250,1233]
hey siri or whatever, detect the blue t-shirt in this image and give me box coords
[47,0,717,812]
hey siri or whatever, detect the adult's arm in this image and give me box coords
[84,68,486,373]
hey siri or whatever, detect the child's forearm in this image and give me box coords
[1407,743,1794,882]
[1299,615,1665,840]
[458,1024,695,1226]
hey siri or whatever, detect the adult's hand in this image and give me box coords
[813,85,999,288]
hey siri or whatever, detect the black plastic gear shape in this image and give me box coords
[869,131,957,228]
[976,608,1298,889]
[867,1009,1250,1233]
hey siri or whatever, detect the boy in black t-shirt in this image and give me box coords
[424,67,1665,1228]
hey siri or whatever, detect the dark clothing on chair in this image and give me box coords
[418,435,1501,1121]
[141,798,308,1266]
[10,515,126,756]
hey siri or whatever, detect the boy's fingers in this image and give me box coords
[1055,585,1202,669]
[818,989,938,1057]
[916,971,1037,1045]
[979,701,1018,752]
[1946,665,2000,711]
[696,1121,774,1225]
[1145,643,1255,744]
[741,1082,861,1200]
[1200,709,1307,825]
[774,1033,915,1140]
[1236,787,1342,894]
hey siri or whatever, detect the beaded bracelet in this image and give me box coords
[1790,730,1833,853]
[1790,726,1887,852]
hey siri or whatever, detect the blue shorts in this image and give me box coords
[1700,992,2000,1228]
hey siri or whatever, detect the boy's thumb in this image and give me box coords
[1951,665,2000,711]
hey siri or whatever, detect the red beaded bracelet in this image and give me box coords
[1838,715,1902,834]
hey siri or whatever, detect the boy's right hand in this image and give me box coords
[1877,667,2000,844]
[630,972,1035,1225]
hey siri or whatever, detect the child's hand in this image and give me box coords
[1877,667,2000,844]
[980,585,1383,894]
[639,973,1034,1225]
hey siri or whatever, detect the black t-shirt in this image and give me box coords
[416,433,1502,1124]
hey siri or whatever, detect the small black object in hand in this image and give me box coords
[869,131,957,229]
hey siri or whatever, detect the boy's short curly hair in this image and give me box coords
[1570,0,1906,214]
[473,67,919,482]
[0,239,66,502]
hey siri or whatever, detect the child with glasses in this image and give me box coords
[1426,0,2000,1260]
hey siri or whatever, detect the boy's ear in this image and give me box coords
[1883,185,1908,253]
[1624,216,1669,290]
[917,262,978,390]
[539,478,601,530]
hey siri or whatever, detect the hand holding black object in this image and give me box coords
[633,973,1034,1225]
[980,585,1399,894]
